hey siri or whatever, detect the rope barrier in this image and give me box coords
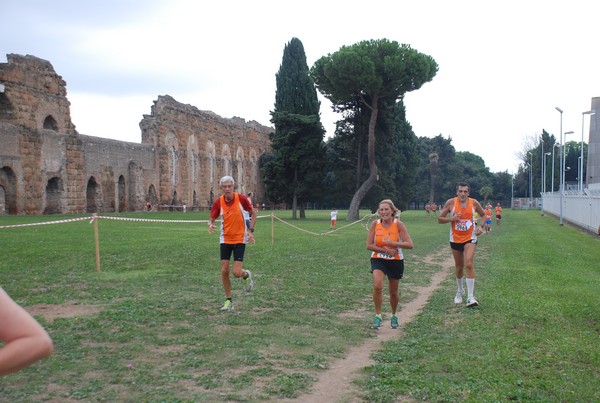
[272,215,323,236]
[93,215,209,224]
[0,214,274,229]
[0,213,370,232]
[271,212,377,236]
[0,216,90,229]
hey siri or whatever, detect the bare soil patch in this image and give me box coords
[25,302,102,322]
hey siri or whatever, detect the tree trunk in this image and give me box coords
[347,96,379,220]
[355,138,363,191]
[291,167,298,220]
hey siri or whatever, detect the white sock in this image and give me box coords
[466,278,475,298]
[456,277,464,294]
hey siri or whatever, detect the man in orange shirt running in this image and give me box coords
[208,176,257,311]
[495,203,503,225]
[484,205,493,233]
[438,182,486,307]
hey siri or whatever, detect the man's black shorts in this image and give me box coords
[220,243,246,261]
[370,258,404,280]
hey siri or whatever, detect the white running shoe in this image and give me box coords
[454,291,463,304]
[466,296,479,307]
[220,300,233,311]
[243,270,254,292]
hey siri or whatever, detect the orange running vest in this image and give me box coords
[219,193,248,244]
[371,218,404,260]
[449,197,477,243]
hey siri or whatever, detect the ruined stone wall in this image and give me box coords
[0,54,76,134]
[140,95,271,209]
[80,135,157,212]
[0,54,272,215]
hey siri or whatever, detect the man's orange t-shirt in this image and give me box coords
[449,197,476,243]
[215,193,248,244]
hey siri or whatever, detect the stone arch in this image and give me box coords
[0,92,16,122]
[170,190,178,211]
[43,115,59,131]
[188,134,199,185]
[188,134,200,209]
[164,131,179,191]
[206,140,216,187]
[0,186,5,215]
[44,176,64,214]
[117,175,127,212]
[86,176,102,213]
[0,166,17,214]
[147,184,158,206]
[222,143,232,178]
[236,146,245,194]
[249,148,258,190]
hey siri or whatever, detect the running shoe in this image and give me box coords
[454,291,463,304]
[466,296,479,308]
[243,270,254,292]
[220,300,233,311]
[371,316,382,329]
[390,315,399,329]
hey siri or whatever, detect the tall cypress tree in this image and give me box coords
[261,37,325,219]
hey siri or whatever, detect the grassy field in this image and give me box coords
[0,209,598,402]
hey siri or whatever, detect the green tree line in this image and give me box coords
[261,38,514,216]
[513,129,589,198]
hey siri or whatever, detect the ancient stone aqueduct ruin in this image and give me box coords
[0,54,272,215]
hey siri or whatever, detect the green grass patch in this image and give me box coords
[0,210,598,401]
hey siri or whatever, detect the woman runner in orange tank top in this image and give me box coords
[366,199,414,329]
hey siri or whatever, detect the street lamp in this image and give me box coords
[527,152,533,208]
[580,110,595,192]
[563,130,574,194]
[540,136,545,195]
[541,150,550,216]
[552,143,559,193]
[543,151,551,193]
[555,107,564,225]
[511,174,514,209]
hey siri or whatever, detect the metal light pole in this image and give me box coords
[541,151,550,216]
[529,152,533,208]
[555,107,564,225]
[540,137,544,195]
[577,156,582,187]
[563,130,574,194]
[552,143,559,193]
[511,174,514,209]
[543,152,551,193]
[580,110,595,192]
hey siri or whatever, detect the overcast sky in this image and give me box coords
[2,0,598,173]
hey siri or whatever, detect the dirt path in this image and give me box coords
[287,253,455,403]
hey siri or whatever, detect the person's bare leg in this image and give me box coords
[221,260,231,298]
[388,278,400,315]
[372,270,385,314]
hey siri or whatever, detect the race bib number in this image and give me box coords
[454,219,472,232]
[379,252,394,259]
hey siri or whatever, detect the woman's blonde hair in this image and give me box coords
[378,199,399,217]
